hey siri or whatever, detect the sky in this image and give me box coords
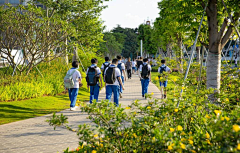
[101,0,160,31]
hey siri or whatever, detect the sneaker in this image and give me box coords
[164,95,167,99]
[70,107,75,111]
[120,93,123,98]
[142,95,144,97]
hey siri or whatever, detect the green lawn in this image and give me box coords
[0,88,90,125]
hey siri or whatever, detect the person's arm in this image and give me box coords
[118,76,125,90]
[122,64,127,81]
[139,65,142,79]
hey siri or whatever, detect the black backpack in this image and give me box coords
[102,63,110,77]
[141,64,150,79]
[159,66,167,74]
[86,66,99,86]
[105,67,116,84]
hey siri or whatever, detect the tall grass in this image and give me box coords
[0,60,86,102]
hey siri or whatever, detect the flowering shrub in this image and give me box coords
[47,57,240,152]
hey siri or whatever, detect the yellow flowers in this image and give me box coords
[181,86,185,90]
[133,133,137,138]
[205,114,211,119]
[206,139,211,145]
[151,92,154,95]
[152,137,156,142]
[206,132,210,139]
[155,76,159,80]
[189,139,193,145]
[100,143,103,148]
[92,150,97,153]
[94,134,98,138]
[191,150,197,153]
[233,125,240,132]
[237,143,240,150]
[134,111,137,115]
[191,117,194,121]
[214,110,221,116]
[125,107,131,110]
[147,106,151,109]
[173,78,177,82]
[170,128,175,132]
[221,116,230,121]
[168,143,174,150]
[174,108,179,112]
[177,125,183,131]
[180,143,186,149]
[226,98,229,102]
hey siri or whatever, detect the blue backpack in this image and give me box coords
[159,66,167,74]
[117,63,123,75]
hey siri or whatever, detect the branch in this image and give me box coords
[217,18,228,41]
[221,25,233,47]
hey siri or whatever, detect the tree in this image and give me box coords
[98,32,123,58]
[0,4,71,75]
[155,0,240,91]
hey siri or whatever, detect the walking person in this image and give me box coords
[139,58,152,99]
[158,59,171,99]
[104,59,125,106]
[117,55,127,98]
[137,57,143,74]
[101,57,111,77]
[86,58,103,104]
[132,59,136,74]
[126,58,132,79]
[64,61,82,111]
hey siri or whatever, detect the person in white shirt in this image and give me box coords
[158,59,171,99]
[117,55,127,98]
[139,58,152,99]
[86,58,103,104]
[104,59,124,106]
[66,61,82,111]
[132,59,136,74]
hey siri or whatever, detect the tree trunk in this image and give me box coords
[196,46,201,64]
[72,48,78,62]
[206,47,221,90]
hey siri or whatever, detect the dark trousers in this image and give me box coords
[127,69,131,79]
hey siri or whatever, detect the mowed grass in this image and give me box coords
[0,87,90,125]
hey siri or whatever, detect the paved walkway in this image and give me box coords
[0,74,161,153]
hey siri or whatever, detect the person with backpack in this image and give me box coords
[139,58,152,99]
[104,59,125,106]
[126,57,132,79]
[117,55,127,98]
[86,58,103,104]
[64,61,82,111]
[158,59,171,99]
[101,57,111,78]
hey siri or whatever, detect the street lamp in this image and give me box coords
[136,30,143,57]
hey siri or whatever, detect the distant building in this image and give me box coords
[0,0,44,8]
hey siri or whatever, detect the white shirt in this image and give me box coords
[101,62,110,70]
[132,61,136,67]
[86,64,101,75]
[158,64,171,73]
[139,63,152,72]
[118,61,125,76]
[104,65,121,86]
[66,68,81,88]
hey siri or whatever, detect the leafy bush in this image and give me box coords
[0,60,87,101]
[47,59,240,152]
